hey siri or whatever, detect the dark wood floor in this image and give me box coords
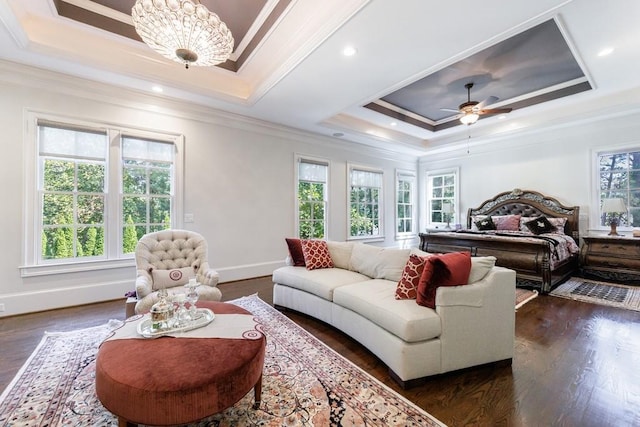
[1,277,639,426]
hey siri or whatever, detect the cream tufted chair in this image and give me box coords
[134,229,222,314]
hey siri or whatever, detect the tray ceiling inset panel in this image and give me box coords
[365,19,591,132]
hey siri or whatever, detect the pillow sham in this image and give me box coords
[519,216,567,234]
[524,216,555,235]
[475,216,496,231]
[416,252,472,309]
[301,239,334,270]
[493,214,521,231]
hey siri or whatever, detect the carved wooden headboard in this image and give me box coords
[466,189,580,241]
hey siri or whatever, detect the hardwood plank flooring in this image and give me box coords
[1,276,639,426]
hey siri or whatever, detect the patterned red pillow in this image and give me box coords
[301,239,334,270]
[416,252,471,309]
[285,238,306,266]
[395,254,428,300]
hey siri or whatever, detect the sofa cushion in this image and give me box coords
[333,279,442,343]
[417,252,472,309]
[272,266,369,301]
[327,241,355,270]
[285,238,306,266]
[350,244,410,282]
[468,256,497,284]
[301,240,334,270]
[395,254,427,300]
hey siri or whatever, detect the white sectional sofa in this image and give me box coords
[272,241,516,388]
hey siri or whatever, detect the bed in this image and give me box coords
[419,189,580,294]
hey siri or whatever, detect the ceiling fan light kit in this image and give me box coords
[131,0,234,69]
[443,82,512,125]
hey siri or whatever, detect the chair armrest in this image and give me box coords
[197,261,219,287]
[135,270,153,298]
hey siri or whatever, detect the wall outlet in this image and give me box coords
[184,213,194,223]
[0,303,5,312]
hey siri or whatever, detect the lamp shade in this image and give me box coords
[602,198,627,213]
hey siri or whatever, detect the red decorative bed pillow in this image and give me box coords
[416,252,472,309]
[301,239,334,270]
[285,238,306,266]
[493,214,521,231]
[395,254,428,300]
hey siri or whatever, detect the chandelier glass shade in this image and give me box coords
[131,0,234,68]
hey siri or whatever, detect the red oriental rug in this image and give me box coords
[0,294,445,426]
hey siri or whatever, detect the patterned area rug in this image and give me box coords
[515,288,538,310]
[550,278,640,312]
[0,295,445,426]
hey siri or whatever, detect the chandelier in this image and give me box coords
[131,0,234,69]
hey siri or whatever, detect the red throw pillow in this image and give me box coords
[285,238,306,266]
[416,252,472,309]
[301,239,334,270]
[395,254,428,300]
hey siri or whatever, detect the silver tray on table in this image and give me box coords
[137,308,215,338]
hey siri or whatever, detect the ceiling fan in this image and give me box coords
[441,83,512,125]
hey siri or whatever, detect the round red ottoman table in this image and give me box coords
[95,301,266,426]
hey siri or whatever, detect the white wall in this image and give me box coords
[0,61,417,317]
[419,111,640,235]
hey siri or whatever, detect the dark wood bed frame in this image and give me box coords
[419,189,580,294]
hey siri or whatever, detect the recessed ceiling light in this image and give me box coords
[390,122,397,127]
[342,46,357,57]
[597,47,614,57]
[498,115,507,120]
[152,85,163,93]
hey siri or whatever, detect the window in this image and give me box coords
[296,157,328,239]
[348,165,383,239]
[396,170,416,238]
[121,136,175,249]
[22,114,183,276]
[426,168,458,228]
[595,149,639,228]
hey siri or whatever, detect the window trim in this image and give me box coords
[21,111,184,277]
[347,163,384,242]
[425,167,459,230]
[395,169,417,240]
[590,145,638,232]
[294,154,329,239]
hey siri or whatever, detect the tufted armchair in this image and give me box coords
[134,229,222,314]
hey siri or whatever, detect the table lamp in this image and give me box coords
[601,198,626,236]
[442,201,454,229]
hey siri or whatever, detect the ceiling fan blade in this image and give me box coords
[440,108,461,113]
[479,108,513,115]
[475,95,499,110]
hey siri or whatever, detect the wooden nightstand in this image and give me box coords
[580,234,640,284]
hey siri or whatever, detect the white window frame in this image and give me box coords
[395,169,417,240]
[590,145,639,231]
[295,154,329,239]
[347,163,384,241]
[425,167,459,230]
[21,111,184,277]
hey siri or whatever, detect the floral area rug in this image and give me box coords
[550,278,640,312]
[0,294,445,426]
